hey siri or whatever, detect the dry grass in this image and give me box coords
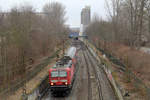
[104,42,150,87]
[111,63,147,99]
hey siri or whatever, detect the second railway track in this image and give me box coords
[82,49,92,100]
[82,46,104,100]
[84,44,117,100]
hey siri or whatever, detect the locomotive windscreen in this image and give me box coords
[51,70,67,77]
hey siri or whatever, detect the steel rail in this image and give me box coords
[84,46,104,100]
[82,48,92,100]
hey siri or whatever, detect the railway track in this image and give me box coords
[85,45,117,100]
[51,97,66,100]
[41,89,67,100]
[82,47,103,100]
[85,49,104,100]
[40,41,116,100]
[82,49,92,100]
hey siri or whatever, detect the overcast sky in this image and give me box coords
[0,0,107,27]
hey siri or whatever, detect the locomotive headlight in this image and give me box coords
[51,82,54,86]
[65,82,68,85]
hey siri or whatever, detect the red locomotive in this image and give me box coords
[49,47,77,93]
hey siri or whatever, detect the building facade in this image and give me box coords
[80,6,91,36]
[81,6,91,26]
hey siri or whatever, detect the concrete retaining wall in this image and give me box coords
[27,75,49,100]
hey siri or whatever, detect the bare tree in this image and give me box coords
[42,2,67,55]
[43,2,66,35]
[0,2,68,96]
[145,0,150,34]
[104,0,149,46]
[105,0,123,41]
[43,2,66,25]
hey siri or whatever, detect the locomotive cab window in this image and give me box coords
[51,70,67,77]
[51,71,59,77]
[59,71,67,77]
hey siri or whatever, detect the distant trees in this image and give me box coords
[0,2,68,93]
[86,16,113,41]
[43,2,66,27]
[126,0,148,46]
[42,2,67,55]
[145,0,150,34]
[86,0,150,47]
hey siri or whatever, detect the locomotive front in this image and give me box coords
[49,47,77,93]
[49,68,71,92]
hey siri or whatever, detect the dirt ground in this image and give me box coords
[111,63,147,100]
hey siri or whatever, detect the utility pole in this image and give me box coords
[21,49,27,100]
[63,39,65,56]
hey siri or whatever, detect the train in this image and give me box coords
[49,47,77,94]
[69,32,79,40]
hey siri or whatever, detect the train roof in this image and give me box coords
[51,56,72,69]
[65,46,76,59]
[50,47,76,70]
[52,60,72,69]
